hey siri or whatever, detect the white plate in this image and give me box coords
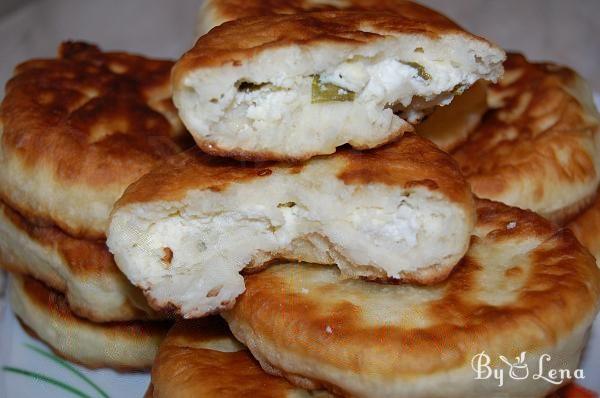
[1,95,599,398]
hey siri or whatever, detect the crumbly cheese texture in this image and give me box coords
[107,161,473,318]
[175,35,505,160]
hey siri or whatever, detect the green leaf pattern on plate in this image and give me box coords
[2,344,109,398]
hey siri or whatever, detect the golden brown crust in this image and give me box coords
[145,384,154,398]
[22,276,169,339]
[547,193,598,226]
[17,319,150,374]
[416,80,489,152]
[202,0,460,30]
[14,275,171,371]
[336,133,473,204]
[115,133,473,211]
[114,148,275,208]
[226,199,600,379]
[0,200,160,322]
[1,201,117,276]
[569,190,600,261]
[0,41,188,239]
[176,9,487,81]
[452,53,600,224]
[151,319,308,397]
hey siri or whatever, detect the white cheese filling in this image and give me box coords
[130,177,463,283]
[211,56,472,154]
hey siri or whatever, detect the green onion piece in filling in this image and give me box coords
[311,76,356,103]
[401,61,431,81]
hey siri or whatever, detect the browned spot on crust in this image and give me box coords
[3,41,183,171]
[405,179,439,191]
[257,168,272,176]
[161,247,174,266]
[287,164,305,174]
[505,266,523,278]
